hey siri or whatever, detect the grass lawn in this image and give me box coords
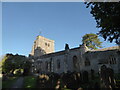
[2,77,18,88]
[23,76,37,88]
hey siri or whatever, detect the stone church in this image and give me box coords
[29,35,120,74]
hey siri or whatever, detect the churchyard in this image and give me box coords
[1,2,120,89]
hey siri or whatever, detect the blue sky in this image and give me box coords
[2,2,116,56]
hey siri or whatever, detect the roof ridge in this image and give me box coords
[91,46,119,51]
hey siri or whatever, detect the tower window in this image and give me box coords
[45,43,47,46]
[45,43,50,47]
[48,43,50,47]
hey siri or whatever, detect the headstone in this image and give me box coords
[91,69,95,80]
[82,71,89,83]
[100,65,116,88]
[107,67,116,88]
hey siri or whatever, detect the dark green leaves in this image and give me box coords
[85,2,120,45]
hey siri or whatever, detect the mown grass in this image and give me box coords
[23,76,37,88]
[2,77,18,88]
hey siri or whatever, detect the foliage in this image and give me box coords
[23,76,37,88]
[85,2,120,45]
[1,54,14,74]
[13,69,24,76]
[1,53,29,75]
[82,33,102,49]
[22,60,31,75]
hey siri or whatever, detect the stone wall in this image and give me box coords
[83,50,119,73]
[30,42,120,74]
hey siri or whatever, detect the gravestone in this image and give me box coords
[107,67,116,88]
[100,65,116,88]
[91,69,95,80]
[100,65,110,88]
[82,71,89,83]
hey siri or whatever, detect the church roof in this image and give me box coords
[35,46,119,59]
[39,47,80,59]
[83,46,119,59]
[90,46,119,52]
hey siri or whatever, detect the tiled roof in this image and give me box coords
[91,46,119,52]
[39,47,80,58]
[35,46,119,59]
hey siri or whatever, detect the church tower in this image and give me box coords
[30,35,54,57]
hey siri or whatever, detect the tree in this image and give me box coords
[85,2,120,45]
[1,54,14,74]
[82,33,102,50]
[22,60,31,75]
[1,53,28,75]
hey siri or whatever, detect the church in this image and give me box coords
[29,35,120,74]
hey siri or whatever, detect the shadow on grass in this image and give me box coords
[2,77,19,88]
[23,76,37,88]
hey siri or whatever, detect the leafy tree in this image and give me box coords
[1,53,29,75]
[22,60,31,75]
[82,33,102,50]
[85,2,120,45]
[1,54,14,74]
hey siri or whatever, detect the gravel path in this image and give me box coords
[11,77,24,88]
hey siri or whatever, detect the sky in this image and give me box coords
[0,2,2,57]
[2,2,116,56]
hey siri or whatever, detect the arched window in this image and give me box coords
[49,61,52,72]
[109,55,116,64]
[73,56,78,69]
[57,59,60,69]
[39,61,42,70]
[45,61,48,70]
[50,58,53,72]
[85,57,90,66]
